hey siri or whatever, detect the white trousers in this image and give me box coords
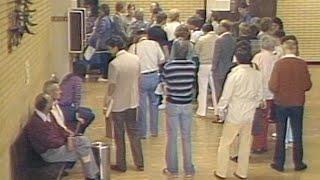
[196,64,216,116]
[216,122,253,178]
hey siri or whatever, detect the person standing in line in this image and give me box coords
[194,24,218,117]
[269,39,312,172]
[107,36,144,172]
[124,3,136,26]
[211,19,236,123]
[148,12,170,59]
[128,29,165,138]
[149,2,162,26]
[257,17,273,39]
[128,9,148,44]
[162,40,197,178]
[164,9,181,45]
[148,12,170,110]
[113,1,129,43]
[214,41,263,179]
[251,35,278,153]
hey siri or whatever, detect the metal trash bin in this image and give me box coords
[92,142,111,180]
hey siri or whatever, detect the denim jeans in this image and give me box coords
[59,105,95,134]
[165,103,195,175]
[273,105,304,167]
[89,52,111,79]
[138,72,160,137]
[98,52,111,79]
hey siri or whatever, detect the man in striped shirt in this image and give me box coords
[162,39,197,177]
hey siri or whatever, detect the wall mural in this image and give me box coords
[8,0,37,53]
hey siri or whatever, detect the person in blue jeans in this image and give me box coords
[88,4,113,81]
[162,39,196,177]
[128,29,165,138]
[269,39,312,172]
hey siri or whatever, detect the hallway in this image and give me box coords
[64,67,320,180]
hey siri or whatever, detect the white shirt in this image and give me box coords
[164,21,181,41]
[195,31,218,64]
[50,101,68,130]
[218,65,263,124]
[252,49,277,100]
[128,37,165,73]
[190,30,204,44]
[35,109,51,122]
[108,50,140,112]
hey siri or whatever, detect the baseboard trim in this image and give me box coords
[307,61,320,65]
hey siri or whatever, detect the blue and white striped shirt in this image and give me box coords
[163,59,197,104]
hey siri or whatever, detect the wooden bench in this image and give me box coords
[11,126,67,180]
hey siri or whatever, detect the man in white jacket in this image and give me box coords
[214,41,263,179]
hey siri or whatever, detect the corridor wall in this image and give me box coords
[0,0,52,178]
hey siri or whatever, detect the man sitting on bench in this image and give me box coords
[26,93,99,180]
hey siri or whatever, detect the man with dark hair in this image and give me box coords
[238,2,253,24]
[26,93,99,180]
[211,19,236,123]
[88,4,112,81]
[106,36,144,172]
[269,39,312,172]
[113,1,129,43]
[187,16,205,44]
[148,12,169,59]
[59,63,95,134]
[195,24,218,117]
[149,2,162,24]
[214,41,263,179]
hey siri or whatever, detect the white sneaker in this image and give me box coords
[208,106,214,110]
[158,104,166,110]
[97,77,108,82]
[162,168,179,178]
[285,142,293,149]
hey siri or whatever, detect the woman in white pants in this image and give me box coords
[194,24,218,116]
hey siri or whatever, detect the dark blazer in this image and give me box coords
[89,16,112,50]
[212,33,236,79]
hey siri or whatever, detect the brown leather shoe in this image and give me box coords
[295,163,307,171]
[136,166,144,171]
[111,165,126,172]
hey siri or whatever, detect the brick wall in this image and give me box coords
[100,0,205,22]
[0,0,52,178]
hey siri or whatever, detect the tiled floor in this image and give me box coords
[63,67,320,180]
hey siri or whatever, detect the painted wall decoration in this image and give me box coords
[8,0,37,52]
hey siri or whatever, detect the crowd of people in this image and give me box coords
[25,1,313,179]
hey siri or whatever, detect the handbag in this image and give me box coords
[84,45,96,61]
